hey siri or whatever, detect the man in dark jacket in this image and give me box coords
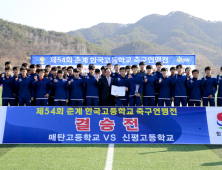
[97,68,115,106]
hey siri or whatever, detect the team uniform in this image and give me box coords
[157,76,172,106]
[128,74,143,106]
[48,76,58,106]
[217,75,222,106]
[143,74,157,106]
[83,74,99,106]
[186,75,193,105]
[152,71,163,106]
[0,75,16,106]
[115,76,129,106]
[32,77,51,106]
[186,78,202,106]
[68,77,85,106]
[27,72,39,106]
[171,74,188,106]
[201,76,217,106]
[111,72,121,79]
[52,78,69,106]
[14,76,33,106]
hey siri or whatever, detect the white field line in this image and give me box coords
[104,144,115,170]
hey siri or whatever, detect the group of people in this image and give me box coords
[0,61,222,107]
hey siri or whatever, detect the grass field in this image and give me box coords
[1,86,222,169]
[1,144,222,169]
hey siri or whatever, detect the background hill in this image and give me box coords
[67,11,222,72]
[0,19,110,71]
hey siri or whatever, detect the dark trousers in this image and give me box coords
[155,94,159,106]
[19,97,31,106]
[174,97,187,106]
[54,101,67,106]
[2,99,15,106]
[129,96,141,106]
[143,97,155,106]
[158,99,171,106]
[31,97,36,106]
[189,101,201,107]
[101,96,114,106]
[36,99,48,106]
[203,98,215,107]
[116,98,128,106]
[218,98,222,107]
[48,97,55,106]
[70,100,83,106]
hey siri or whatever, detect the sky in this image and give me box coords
[0,0,222,32]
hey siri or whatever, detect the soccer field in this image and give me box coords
[1,144,222,169]
[1,87,222,169]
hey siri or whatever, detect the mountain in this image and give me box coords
[67,11,222,72]
[0,19,111,71]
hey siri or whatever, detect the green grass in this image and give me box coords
[0,144,108,170]
[113,145,222,170]
[1,144,222,169]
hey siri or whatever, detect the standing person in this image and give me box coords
[45,65,52,77]
[107,63,114,72]
[84,65,100,106]
[57,66,62,71]
[44,69,49,78]
[36,64,42,69]
[111,64,121,79]
[0,68,16,106]
[48,67,58,106]
[128,65,143,106]
[62,66,68,79]
[169,67,176,77]
[185,67,192,105]
[143,65,157,106]
[169,66,176,105]
[100,66,106,78]
[95,69,101,77]
[13,67,19,78]
[32,69,51,106]
[52,70,69,106]
[28,64,38,106]
[115,67,129,106]
[157,68,172,106]
[21,63,29,70]
[201,66,217,107]
[67,66,75,81]
[2,61,13,76]
[13,67,19,105]
[138,61,146,76]
[126,65,132,77]
[14,67,33,106]
[171,64,188,106]
[217,67,222,106]
[152,61,163,106]
[77,63,84,78]
[28,64,38,79]
[186,69,202,107]
[97,68,115,106]
[68,69,85,106]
